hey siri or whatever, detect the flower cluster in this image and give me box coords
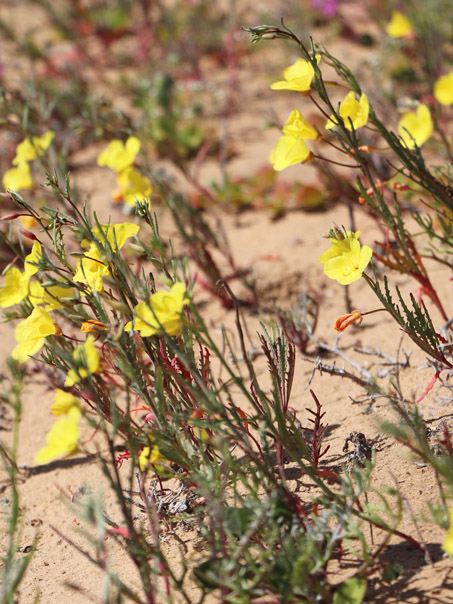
[2,130,54,192]
[269,58,370,172]
[97,136,153,207]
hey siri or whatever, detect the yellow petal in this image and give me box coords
[434,72,453,106]
[269,134,310,171]
[398,104,433,149]
[51,389,80,416]
[35,406,81,464]
[0,267,28,308]
[387,11,413,38]
[2,162,34,191]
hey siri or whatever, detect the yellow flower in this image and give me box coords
[326,92,369,131]
[443,507,453,556]
[125,282,189,337]
[318,230,373,285]
[270,58,316,93]
[0,242,44,308]
[0,267,29,308]
[74,246,109,293]
[13,130,55,164]
[434,72,453,106]
[270,109,317,172]
[35,406,81,464]
[386,11,413,38]
[12,307,57,363]
[116,167,153,207]
[2,162,34,191]
[28,281,72,311]
[97,137,141,172]
[139,445,170,476]
[83,222,140,251]
[75,222,139,292]
[22,241,42,282]
[51,389,80,416]
[398,104,433,149]
[64,335,100,387]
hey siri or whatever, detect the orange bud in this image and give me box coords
[393,183,410,191]
[112,190,124,204]
[334,310,363,332]
[20,216,38,229]
[81,320,106,333]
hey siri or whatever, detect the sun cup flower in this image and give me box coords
[125,282,189,337]
[270,109,317,172]
[51,389,80,416]
[97,136,141,172]
[74,222,139,292]
[35,406,81,465]
[326,92,369,131]
[386,11,413,39]
[270,58,316,93]
[0,267,29,308]
[443,507,453,556]
[2,161,34,192]
[398,104,433,149]
[64,335,100,387]
[28,282,71,311]
[318,230,372,285]
[434,72,453,106]
[116,167,153,207]
[12,307,57,363]
[13,130,55,164]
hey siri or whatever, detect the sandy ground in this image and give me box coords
[1,1,452,602]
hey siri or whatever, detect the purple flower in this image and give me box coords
[310,0,339,18]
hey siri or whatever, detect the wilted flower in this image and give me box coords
[318,230,372,285]
[434,72,453,106]
[326,92,369,131]
[270,58,316,93]
[386,11,413,39]
[125,282,189,337]
[81,320,106,333]
[334,310,363,332]
[270,109,317,171]
[398,104,433,149]
[12,307,57,363]
[97,137,141,172]
[35,406,81,464]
